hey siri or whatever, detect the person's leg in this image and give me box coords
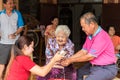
[0,44,12,80]
[0,64,5,80]
[85,64,118,80]
[77,62,91,80]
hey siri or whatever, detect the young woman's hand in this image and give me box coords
[52,51,64,62]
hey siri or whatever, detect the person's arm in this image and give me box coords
[22,25,28,35]
[68,52,94,63]
[14,27,24,36]
[14,10,24,36]
[29,52,63,77]
[44,25,51,37]
[8,27,24,39]
[44,25,55,38]
[69,49,87,59]
[61,50,94,66]
[10,10,24,37]
[44,25,51,46]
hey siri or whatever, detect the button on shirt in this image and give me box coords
[0,9,24,44]
[82,26,116,65]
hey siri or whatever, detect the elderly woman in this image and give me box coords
[37,25,76,80]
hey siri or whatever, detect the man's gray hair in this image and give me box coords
[80,12,98,25]
[55,25,71,37]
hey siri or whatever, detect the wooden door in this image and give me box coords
[39,3,58,25]
[102,4,120,36]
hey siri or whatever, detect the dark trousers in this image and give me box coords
[77,62,91,80]
[77,62,118,80]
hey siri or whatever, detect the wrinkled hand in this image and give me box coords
[60,58,70,66]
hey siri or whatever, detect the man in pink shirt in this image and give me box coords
[61,12,118,80]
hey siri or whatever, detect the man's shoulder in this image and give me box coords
[0,10,5,15]
[13,9,21,14]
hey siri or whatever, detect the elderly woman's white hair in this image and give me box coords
[55,25,71,37]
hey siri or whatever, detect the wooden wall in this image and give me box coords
[104,0,120,3]
[0,0,3,10]
[40,0,57,4]
[102,4,120,36]
[39,3,58,25]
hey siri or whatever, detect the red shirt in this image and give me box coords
[7,55,35,80]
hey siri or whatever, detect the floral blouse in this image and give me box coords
[45,38,74,64]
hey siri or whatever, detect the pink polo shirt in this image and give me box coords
[83,27,116,65]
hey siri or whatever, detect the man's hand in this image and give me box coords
[60,58,71,66]
[8,33,16,39]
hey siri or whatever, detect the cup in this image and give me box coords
[59,50,66,56]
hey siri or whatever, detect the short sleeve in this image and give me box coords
[0,12,1,28]
[83,34,110,57]
[16,10,24,27]
[82,37,88,50]
[17,56,36,71]
[89,36,106,57]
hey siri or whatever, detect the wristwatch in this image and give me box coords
[14,33,18,36]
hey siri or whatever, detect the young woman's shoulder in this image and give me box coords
[16,55,31,62]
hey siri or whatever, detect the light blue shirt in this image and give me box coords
[0,9,24,44]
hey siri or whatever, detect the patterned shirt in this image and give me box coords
[45,38,74,64]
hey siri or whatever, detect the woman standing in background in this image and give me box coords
[107,25,120,57]
[44,16,59,46]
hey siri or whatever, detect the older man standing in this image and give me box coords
[0,0,24,79]
[61,12,117,80]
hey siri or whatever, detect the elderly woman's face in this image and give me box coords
[56,31,67,46]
